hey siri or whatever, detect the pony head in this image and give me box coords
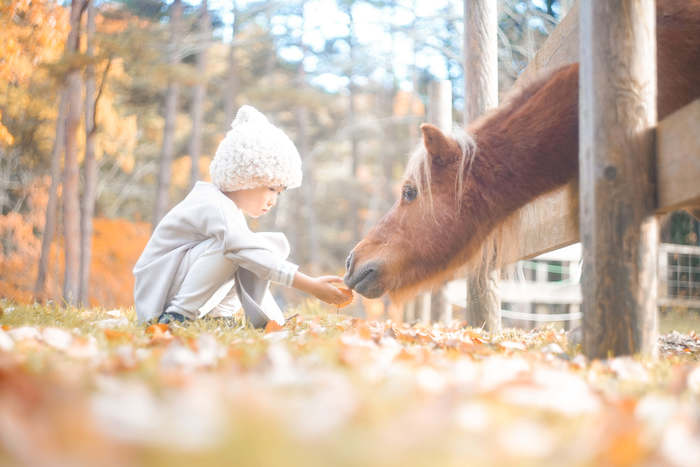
[344,123,484,302]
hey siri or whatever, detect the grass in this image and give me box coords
[0,298,699,467]
[659,307,700,334]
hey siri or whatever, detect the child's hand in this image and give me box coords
[309,276,354,306]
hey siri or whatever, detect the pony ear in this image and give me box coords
[420,123,459,167]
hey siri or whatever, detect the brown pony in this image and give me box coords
[344,0,700,302]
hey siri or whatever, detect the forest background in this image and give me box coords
[1,0,698,312]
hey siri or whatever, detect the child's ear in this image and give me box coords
[420,123,460,167]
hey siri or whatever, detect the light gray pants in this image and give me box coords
[165,236,288,326]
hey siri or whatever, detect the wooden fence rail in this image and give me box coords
[455,0,699,358]
[504,1,699,262]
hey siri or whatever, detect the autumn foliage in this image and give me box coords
[0,178,149,307]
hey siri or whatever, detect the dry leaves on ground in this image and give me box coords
[0,301,699,467]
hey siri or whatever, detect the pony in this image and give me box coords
[344,0,700,303]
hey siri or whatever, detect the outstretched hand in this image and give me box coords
[292,271,355,306]
[310,276,354,306]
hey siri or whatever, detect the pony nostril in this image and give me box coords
[353,265,377,286]
[346,262,383,297]
[345,252,354,272]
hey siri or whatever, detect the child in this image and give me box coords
[133,105,351,327]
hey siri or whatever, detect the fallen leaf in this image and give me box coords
[265,320,284,334]
[500,341,526,351]
[145,323,173,345]
[145,324,169,335]
[335,285,354,309]
[103,329,132,343]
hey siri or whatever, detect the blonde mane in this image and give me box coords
[403,128,478,213]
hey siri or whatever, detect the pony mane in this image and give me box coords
[404,128,477,214]
[403,66,556,217]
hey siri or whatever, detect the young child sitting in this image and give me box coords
[133,105,351,327]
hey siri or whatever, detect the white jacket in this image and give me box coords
[133,182,298,323]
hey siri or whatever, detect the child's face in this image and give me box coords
[226,185,284,218]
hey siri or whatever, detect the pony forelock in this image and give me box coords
[404,128,477,214]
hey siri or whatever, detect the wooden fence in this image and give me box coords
[423,0,700,358]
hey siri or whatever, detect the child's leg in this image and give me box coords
[203,280,241,318]
[165,240,236,320]
[201,232,291,320]
[166,232,291,325]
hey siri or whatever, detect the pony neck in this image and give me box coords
[466,64,580,220]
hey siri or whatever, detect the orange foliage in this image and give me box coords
[392,89,425,117]
[87,217,150,307]
[0,0,68,152]
[0,0,69,85]
[0,178,150,307]
[171,155,212,189]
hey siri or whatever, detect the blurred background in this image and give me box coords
[1,0,698,322]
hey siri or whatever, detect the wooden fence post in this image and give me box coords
[580,1,658,358]
[464,0,500,332]
[428,80,454,324]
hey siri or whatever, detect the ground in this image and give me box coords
[0,300,699,467]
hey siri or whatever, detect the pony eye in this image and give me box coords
[402,185,417,202]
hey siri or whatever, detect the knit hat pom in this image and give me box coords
[210,105,302,192]
[232,105,267,127]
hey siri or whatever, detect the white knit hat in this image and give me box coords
[209,105,302,191]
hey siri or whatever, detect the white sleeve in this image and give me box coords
[230,248,298,287]
[204,203,298,286]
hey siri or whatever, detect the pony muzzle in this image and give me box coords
[343,260,385,299]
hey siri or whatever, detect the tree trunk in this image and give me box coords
[79,0,97,306]
[153,0,183,227]
[580,1,658,358]
[559,0,575,17]
[189,0,209,189]
[62,0,86,306]
[346,5,361,246]
[294,20,318,271]
[35,90,67,300]
[224,1,239,127]
[264,8,275,75]
[464,0,500,332]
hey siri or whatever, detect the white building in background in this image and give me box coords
[660,243,700,309]
[445,242,700,329]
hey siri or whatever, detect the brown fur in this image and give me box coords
[346,0,700,302]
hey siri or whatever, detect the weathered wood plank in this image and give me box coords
[579,1,658,358]
[513,1,579,89]
[464,0,501,332]
[513,98,700,261]
[509,2,581,261]
[506,0,698,262]
[515,183,579,260]
[657,100,700,213]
